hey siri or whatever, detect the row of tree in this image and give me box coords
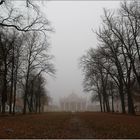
[0,1,55,114]
[80,1,140,115]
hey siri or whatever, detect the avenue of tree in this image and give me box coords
[80,1,140,115]
[0,0,55,114]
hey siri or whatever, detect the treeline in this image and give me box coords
[0,1,55,114]
[80,1,140,115]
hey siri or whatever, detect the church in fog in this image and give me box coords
[59,93,87,112]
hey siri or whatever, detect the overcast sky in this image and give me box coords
[40,1,120,104]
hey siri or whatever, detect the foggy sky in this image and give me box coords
[40,1,120,104]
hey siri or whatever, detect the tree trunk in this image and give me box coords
[111,91,114,112]
[12,79,17,115]
[127,88,135,115]
[9,46,15,114]
[9,61,14,114]
[103,99,106,112]
[30,80,34,112]
[23,73,29,114]
[103,89,110,112]
[98,92,103,112]
[38,92,41,113]
[119,84,126,114]
[2,61,7,114]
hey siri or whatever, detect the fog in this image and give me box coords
[40,1,120,104]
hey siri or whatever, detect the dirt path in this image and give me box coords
[63,113,94,138]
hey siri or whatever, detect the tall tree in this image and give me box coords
[21,32,55,114]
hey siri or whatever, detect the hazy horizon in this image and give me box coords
[40,1,120,105]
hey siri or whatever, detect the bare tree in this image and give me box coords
[0,0,54,114]
[80,1,140,115]
[80,48,110,112]
[0,28,13,113]
[21,32,55,114]
[0,5,53,33]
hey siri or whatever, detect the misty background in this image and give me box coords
[39,1,120,104]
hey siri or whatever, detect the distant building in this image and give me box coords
[59,93,87,112]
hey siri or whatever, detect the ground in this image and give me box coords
[0,112,140,138]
